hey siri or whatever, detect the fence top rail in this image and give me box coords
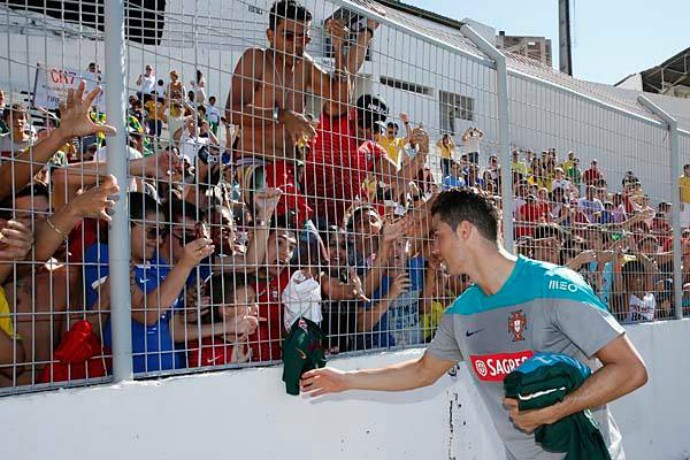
[1,0,680,133]
[337,0,669,130]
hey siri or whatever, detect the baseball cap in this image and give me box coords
[355,94,389,130]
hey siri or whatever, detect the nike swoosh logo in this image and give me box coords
[465,329,484,337]
[206,355,222,365]
[517,387,566,401]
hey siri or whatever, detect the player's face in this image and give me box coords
[432,215,465,276]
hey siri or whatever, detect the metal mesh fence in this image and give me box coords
[0,0,686,394]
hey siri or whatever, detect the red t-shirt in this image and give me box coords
[519,203,544,223]
[187,337,248,367]
[622,195,638,214]
[305,109,383,226]
[250,269,291,362]
[582,168,601,185]
[515,202,545,238]
[68,218,106,263]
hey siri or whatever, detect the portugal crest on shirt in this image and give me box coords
[508,310,527,342]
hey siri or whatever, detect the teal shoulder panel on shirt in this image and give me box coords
[445,256,606,316]
[541,264,609,311]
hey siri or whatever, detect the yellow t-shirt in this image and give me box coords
[561,159,575,174]
[0,286,18,340]
[437,144,454,160]
[679,176,690,203]
[421,301,445,342]
[145,100,165,121]
[512,161,528,176]
[378,136,406,165]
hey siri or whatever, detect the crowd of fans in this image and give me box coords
[0,0,687,388]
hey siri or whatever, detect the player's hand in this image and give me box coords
[504,398,559,434]
[300,367,350,397]
[279,109,316,147]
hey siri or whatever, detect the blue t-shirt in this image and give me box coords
[357,256,426,349]
[599,210,615,225]
[83,243,180,374]
[442,175,466,190]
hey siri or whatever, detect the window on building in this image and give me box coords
[7,0,167,45]
[439,90,474,134]
[379,76,432,96]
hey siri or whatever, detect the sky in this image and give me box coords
[407,0,689,85]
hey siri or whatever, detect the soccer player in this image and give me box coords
[301,189,648,459]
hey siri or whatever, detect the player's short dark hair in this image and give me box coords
[430,189,498,242]
[269,0,312,31]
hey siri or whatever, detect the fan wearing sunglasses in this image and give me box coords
[226,0,381,229]
[82,192,214,374]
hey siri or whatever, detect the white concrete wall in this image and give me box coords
[1,320,690,460]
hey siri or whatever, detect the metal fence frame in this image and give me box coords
[92,0,688,384]
[0,0,685,391]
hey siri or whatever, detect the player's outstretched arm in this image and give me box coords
[300,351,456,397]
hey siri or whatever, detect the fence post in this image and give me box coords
[105,0,134,381]
[638,95,682,319]
[460,25,513,252]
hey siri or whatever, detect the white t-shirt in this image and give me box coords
[168,112,185,138]
[180,132,209,162]
[206,105,220,124]
[139,75,156,95]
[0,131,38,160]
[282,270,323,332]
[552,178,572,192]
[513,197,526,218]
[463,132,482,154]
[627,293,656,323]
